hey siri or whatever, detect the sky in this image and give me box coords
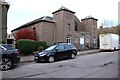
[5,0,119,34]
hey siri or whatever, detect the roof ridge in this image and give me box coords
[52,6,75,14]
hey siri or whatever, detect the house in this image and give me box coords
[7,34,15,44]
[11,6,98,50]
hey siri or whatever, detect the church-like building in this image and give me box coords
[11,6,98,50]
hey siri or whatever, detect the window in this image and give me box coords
[93,38,96,44]
[55,14,57,19]
[67,13,68,19]
[69,44,76,49]
[55,45,64,51]
[68,23,70,30]
[75,37,77,42]
[67,36,71,43]
[64,44,70,50]
[58,13,60,18]
[75,21,78,31]
[70,14,71,19]
[45,45,57,51]
[0,46,3,50]
[2,45,15,50]
[33,27,36,31]
[94,28,95,34]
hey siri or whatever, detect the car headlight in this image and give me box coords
[39,54,46,56]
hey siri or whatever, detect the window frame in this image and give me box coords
[67,36,72,43]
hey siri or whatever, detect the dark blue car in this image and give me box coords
[34,43,77,63]
[0,44,20,71]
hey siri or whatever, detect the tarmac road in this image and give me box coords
[2,51,119,78]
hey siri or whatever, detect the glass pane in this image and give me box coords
[55,45,64,51]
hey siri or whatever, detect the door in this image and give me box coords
[54,45,65,59]
[100,34,111,50]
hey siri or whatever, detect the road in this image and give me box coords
[2,51,119,78]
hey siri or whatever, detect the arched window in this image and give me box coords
[33,27,36,31]
[68,23,70,30]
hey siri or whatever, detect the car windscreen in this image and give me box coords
[2,45,15,50]
[45,45,57,51]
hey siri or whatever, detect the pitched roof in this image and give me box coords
[11,16,55,32]
[52,6,75,14]
[81,16,98,21]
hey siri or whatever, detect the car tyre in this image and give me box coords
[71,53,76,59]
[48,56,54,63]
[2,57,14,71]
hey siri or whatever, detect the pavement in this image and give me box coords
[20,49,100,63]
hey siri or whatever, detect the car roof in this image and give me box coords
[54,42,72,45]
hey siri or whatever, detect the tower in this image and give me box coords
[0,0,10,43]
[52,6,75,43]
[81,16,98,49]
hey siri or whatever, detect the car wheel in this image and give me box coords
[2,57,13,71]
[48,56,54,63]
[71,53,76,59]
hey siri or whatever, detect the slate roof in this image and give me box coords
[52,6,75,14]
[11,16,55,32]
[81,16,98,21]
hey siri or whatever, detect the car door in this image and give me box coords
[64,44,71,57]
[54,45,65,59]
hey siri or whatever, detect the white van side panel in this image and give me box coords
[99,33,119,50]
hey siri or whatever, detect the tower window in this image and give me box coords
[55,14,57,19]
[75,21,78,31]
[68,23,70,30]
[94,28,95,34]
[58,13,60,18]
[70,14,71,19]
[67,13,68,19]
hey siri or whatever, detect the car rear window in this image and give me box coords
[2,45,15,50]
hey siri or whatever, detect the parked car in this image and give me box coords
[0,44,20,71]
[34,43,77,63]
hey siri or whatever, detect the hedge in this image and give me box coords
[16,39,47,55]
[16,39,35,55]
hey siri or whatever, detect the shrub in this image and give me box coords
[35,41,47,51]
[16,39,35,55]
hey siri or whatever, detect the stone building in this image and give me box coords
[0,0,9,43]
[11,6,98,50]
[81,16,98,49]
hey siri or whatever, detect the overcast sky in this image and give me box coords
[6,0,119,34]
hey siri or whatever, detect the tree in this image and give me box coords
[117,25,120,36]
[16,29,36,41]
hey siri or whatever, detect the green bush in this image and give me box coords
[16,39,35,55]
[35,41,47,51]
